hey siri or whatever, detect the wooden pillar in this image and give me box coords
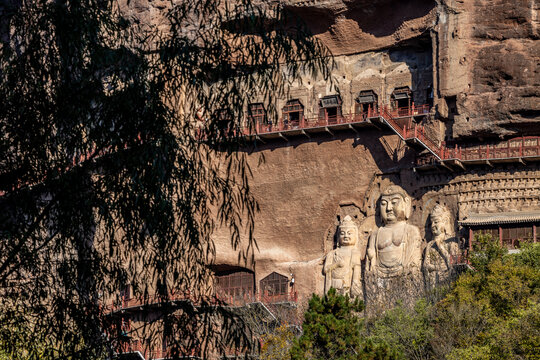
[534,225,537,243]
[469,228,473,251]
[499,226,503,247]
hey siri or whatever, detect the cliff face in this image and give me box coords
[282,0,437,56]
[283,0,539,139]
[442,0,540,139]
[118,0,539,138]
[107,0,540,309]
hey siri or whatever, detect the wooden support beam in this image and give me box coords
[301,129,311,139]
[278,132,288,141]
[348,124,359,135]
[324,126,334,136]
[439,161,455,172]
[255,135,266,144]
[450,159,466,170]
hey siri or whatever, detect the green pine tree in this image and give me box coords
[290,288,399,360]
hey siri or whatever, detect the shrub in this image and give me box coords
[290,288,398,360]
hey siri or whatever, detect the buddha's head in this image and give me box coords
[380,185,411,225]
[430,204,453,238]
[337,215,358,247]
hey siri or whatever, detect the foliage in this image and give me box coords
[445,345,492,360]
[290,288,399,360]
[0,0,331,358]
[432,237,540,359]
[510,242,540,269]
[443,238,539,318]
[367,300,433,360]
[468,233,507,273]
[260,323,296,360]
[358,236,540,360]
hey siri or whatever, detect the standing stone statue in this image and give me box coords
[323,215,362,297]
[366,185,422,278]
[422,204,459,286]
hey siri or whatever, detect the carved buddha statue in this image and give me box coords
[366,185,422,278]
[323,215,362,297]
[422,204,459,285]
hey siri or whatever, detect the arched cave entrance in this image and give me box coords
[259,272,289,301]
[212,265,255,304]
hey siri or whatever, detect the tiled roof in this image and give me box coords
[459,211,540,226]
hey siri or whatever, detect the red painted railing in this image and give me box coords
[216,289,298,307]
[378,106,443,160]
[111,289,298,359]
[105,290,197,313]
[440,137,540,161]
[247,111,375,135]
[413,136,540,166]
[241,104,430,136]
[404,124,441,156]
[105,288,298,314]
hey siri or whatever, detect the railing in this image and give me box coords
[439,137,540,161]
[248,110,377,135]
[404,124,441,157]
[242,104,431,136]
[105,288,298,314]
[387,104,431,118]
[413,136,540,167]
[378,106,443,159]
[0,104,435,197]
[112,290,298,359]
[118,340,150,358]
[450,253,468,265]
[216,289,298,307]
[105,290,196,313]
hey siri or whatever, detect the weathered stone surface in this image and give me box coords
[282,0,539,138]
[117,0,539,138]
[212,131,411,300]
[429,0,539,138]
[282,0,438,57]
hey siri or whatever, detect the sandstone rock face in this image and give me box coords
[209,0,539,303]
[117,0,539,138]
[281,0,539,139]
[212,131,410,300]
[433,0,540,139]
[282,0,437,56]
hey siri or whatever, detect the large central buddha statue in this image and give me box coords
[366,185,422,278]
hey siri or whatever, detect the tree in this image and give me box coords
[260,323,297,360]
[468,233,507,274]
[359,240,540,360]
[367,300,434,360]
[290,288,399,360]
[432,240,540,359]
[0,0,331,358]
